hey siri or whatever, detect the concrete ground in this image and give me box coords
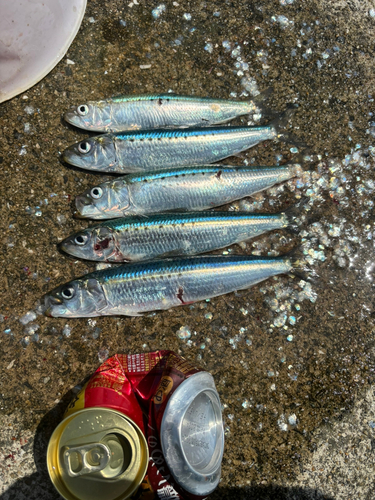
[1,0,375,499]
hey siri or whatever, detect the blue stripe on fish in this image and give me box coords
[109,213,280,231]
[126,165,269,183]
[111,93,244,103]
[93,255,286,282]
[114,125,272,141]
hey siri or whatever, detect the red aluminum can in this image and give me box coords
[47,351,224,500]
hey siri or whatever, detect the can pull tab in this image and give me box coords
[63,443,111,477]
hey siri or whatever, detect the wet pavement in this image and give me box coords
[1,0,375,498]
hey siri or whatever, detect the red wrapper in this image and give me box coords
[65,351,208,500]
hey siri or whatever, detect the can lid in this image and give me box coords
[160,371,224,496]
[47,408,149,500]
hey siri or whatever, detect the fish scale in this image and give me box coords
[110,98,223,130]
[44,255,293,318]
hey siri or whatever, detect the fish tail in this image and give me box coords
[281,152,315,184]
[250,87,275,119]
[282,197,311,234]
[287,162,304,178]
[283,191,323,233]
[269,104,307,149]
[282,148,315,168]
[283,246,316,283]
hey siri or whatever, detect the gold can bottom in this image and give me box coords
[47,407,149,500]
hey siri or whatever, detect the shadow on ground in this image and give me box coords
[0,389,334,500]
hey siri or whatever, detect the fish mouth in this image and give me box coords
[62,147,86,168]
[74,210,89,220]
[64,110,80,127]
[44,295,66,317]
[46,295,63,305]
[44,305,67,318]
[59,239,74,255]
[62,139,96,169]
[59,238,89,259]
[58,239,68,252]
[44,307,54,318]
[75,195,104,219]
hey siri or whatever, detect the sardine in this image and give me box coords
[44,254,297,318]
[75,164,301,219]
[64,92,270,132]
[62,108,296,173]
[60,210,297,262]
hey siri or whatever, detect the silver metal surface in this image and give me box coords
[160,371,224,496]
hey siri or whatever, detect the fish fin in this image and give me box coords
[159,207,191,213]
[278,148,317,169]
[283,196,324,234]
[282,197,311,233]
[162,124,192,129]
[283,246,317,283]
[128,212,149,218]
[252,86,273,104]
[270,104,307,149]
[250,87,276,120]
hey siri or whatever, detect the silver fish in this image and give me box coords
[64,92,269,132]
[75,164,301,219]
[60,210,296,262]
[44,254,296,318]
[62,109,295,173]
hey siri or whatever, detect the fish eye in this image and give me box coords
[74,234,88,246]
[61,286,75,300]
[78,141,92,154]
[77,104,89,116]
[90,187,103,199]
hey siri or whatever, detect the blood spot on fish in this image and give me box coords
[177,286,194,305]
[94,238,110,252]
[216,170,222,180]
[177,286,185,304]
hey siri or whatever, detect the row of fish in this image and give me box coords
[44,93,306,318]
[62,92,295,174]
